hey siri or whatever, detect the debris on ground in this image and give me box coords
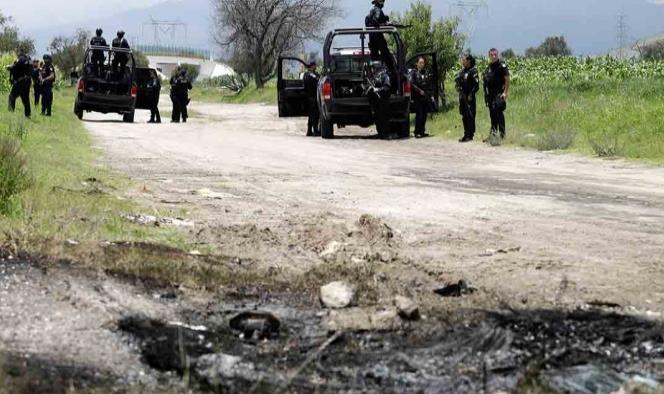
[229,311,280,340]
[319,241,344,260]
[480,246,522,257]
[122,214,194,228]
[193,188,235,199]
[434,280,477,298]
[320,281,356,309]
[587,300,622,309]
[321,307,401,332]
[394,296,420,321]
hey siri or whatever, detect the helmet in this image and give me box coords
[307,59,317,67]
[43,54,52,61]
[371,60,385,69]
[179,69,187,77]
[96,28,103,36]
[117,30,125,38]
[373,0,385,5]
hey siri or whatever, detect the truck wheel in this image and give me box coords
[74,105,83,120]
[397,118,411,139]
[123,111,135,123]
[321,118,334,139]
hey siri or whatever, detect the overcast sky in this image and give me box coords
[2,0,165,27]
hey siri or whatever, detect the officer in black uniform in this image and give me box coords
[111,31,130,74]
[483,48,510,139]
[8,52,32,118]
[456,54,480,142]
[365,0,395,77]
[90,28,107,76]
[410,56,431,138]
[39,54,56,117]
[303,60,320,136]
[367,61,393,139]
[147,72,162,124]
[170,69,192,123]
[31,59,42,106]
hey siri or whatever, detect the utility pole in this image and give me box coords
[616,13,628,59]
[141,17,188,47]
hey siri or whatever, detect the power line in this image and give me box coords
[140,17,188,47]
[616,13,628,59]
[449,0,488,44]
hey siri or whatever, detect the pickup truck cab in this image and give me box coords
[277,27,438,139]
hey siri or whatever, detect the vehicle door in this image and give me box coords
[407,52,440,113]
[135,67,160,110]
[277,57,310,117]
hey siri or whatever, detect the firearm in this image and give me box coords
[386,23,412,29]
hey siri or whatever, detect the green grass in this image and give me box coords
[431,79,664,162]
[0,88,192,256]
[191,80,277,105]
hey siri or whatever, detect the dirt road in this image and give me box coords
[83,101,664,313]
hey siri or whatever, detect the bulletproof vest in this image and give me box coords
[485,62,506,94]
[41,64,56,87]
[365,7,387,27]
[113,38,129,49]
[13,56,32,79]
[91,36,107,46]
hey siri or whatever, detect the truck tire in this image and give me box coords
[321,118,334,139]
[123,111,135,123]
[74,105,83,120]
[397,118,411,139]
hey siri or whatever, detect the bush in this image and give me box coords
[0,137,31,214]
[0,52,13,93]
[201,73,248,92]
[536,129,576,151]
[588,133,624,157]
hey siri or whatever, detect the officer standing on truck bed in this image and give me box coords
[365,0,395,77]
[170,69,192,123]
[111,31,130,74]
[40,54,56,117]
[8,51,32,118]
[303,60,320,137]
[456,53,480,142]
[90,28,107,76]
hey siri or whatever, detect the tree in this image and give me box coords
[525,36,572,57]
[637,39,664,61]
[0,12,35,55]
[501,48,517,59]
[212,0,342,88]
[48,29,88,73]
[391,1,465,106]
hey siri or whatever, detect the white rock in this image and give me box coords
[320,281,356,309]
[321,307,401,331]
[319,241,343,259]
[394,296,420,321]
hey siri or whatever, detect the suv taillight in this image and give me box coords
[77,79,85,93]
[404,80,412,98]
[130,85,138,97]
[322,81,332,101]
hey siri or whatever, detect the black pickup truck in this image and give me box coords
[277,27,438,139]
[74,46,159,122]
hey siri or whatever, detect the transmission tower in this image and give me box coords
[449,0,488,44]
[141,17,188,46]
[616,13,628,59]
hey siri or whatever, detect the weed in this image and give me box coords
[0,137,31,215]
[588,133,624,157]
[536,129,576,151]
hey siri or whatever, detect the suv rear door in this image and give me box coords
[407,52,440,112]
[277,57,309,117]
[135,67,160,110]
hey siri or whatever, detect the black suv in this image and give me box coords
[277,27,439,139]
[74,46,159,122]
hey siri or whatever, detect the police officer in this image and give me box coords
[111,31,130,74]
[483,48,510,139]
[90,28,107,76]
[410,57,431,138]
[303,60,320,137]
[40,54,56,117]
[31,59,42,106]
[147,72,162,124]
[170,69,192,123]
[456,54,480,142]
[365,0,395,76]
[8,51,32,118]
[367,61,393,139]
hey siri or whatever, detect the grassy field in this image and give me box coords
[433,78,664,161]
[0,89,198,268]
[191,80,277,105]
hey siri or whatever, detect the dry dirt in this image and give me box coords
[83,100,664,314]
[1,100,663,392]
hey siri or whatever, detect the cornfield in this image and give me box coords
[473,56,664,85]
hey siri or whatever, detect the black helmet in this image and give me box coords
[96,28,103,36]
[371,60,385,70]
[372,0,385,5]
[179,69,187,77]
[117,30,125,38]
[43,54,52,61]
